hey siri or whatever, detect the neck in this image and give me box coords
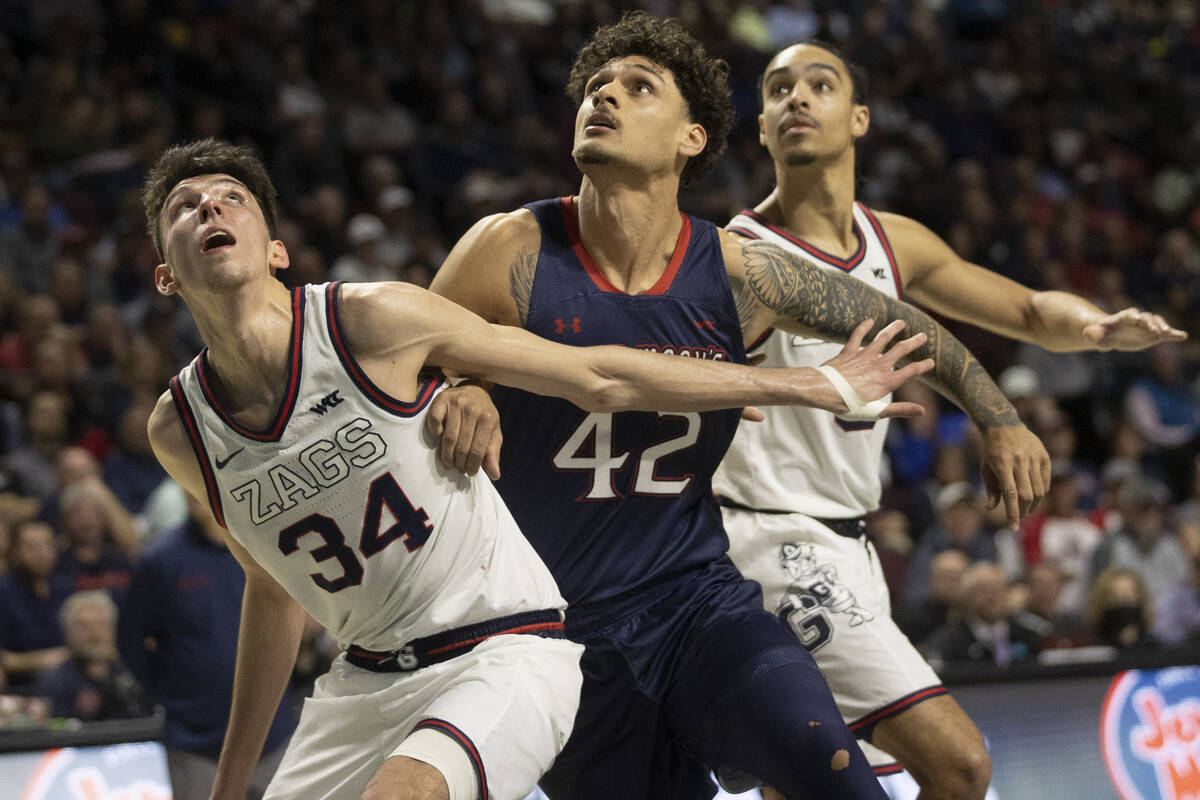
[575,173,683,294]
[759,150,858,252]
[182,278,295,421]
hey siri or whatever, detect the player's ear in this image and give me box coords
[154,263,178,296]
[758,113,767,147]
[851,104,870,140]
[679,121,706,159]
[269,239,290,273]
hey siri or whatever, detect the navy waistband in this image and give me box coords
[346,609,565,673]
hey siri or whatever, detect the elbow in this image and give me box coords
[570,373,630,413]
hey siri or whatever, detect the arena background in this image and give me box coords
[0,1,1198,799]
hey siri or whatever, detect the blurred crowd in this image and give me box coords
[1,0,1199,738]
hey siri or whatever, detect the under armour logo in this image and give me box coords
[872,268,886,280]
[693,319,716,330]
[309,390,344,415]
[555,317,581,334]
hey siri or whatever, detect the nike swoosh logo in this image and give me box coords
[214,448,244,470]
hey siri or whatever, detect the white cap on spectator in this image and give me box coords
[347,213,385,246]
[379,185,414,212]
[936,481,980,513]
[998,365,1039,399]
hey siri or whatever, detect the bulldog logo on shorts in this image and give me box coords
[777,542,874,628]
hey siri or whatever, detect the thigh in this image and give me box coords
[539,627,714,800]
[869,694,987,786]
[673,608,888,800]
[725,511,944,740]
[406,636,583,800]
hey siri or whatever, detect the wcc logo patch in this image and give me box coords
[1102,667,1200,799]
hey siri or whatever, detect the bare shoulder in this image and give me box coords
[147,390,204,500]
[430,208,542,326]
[335,281,435,355]
[717,227,752,277]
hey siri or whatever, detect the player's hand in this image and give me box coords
[979,424,1051,529]
[1082,307,1187,350]
[426,382,502,479]
[819,319,933,419]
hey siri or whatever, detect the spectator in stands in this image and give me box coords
[54,480,138,597]
[1123,342,1200,497]
[923,562,1043,670]
[101,401,167,516]
[1020,464,1103,618]
[118,496,296,800]
[330,213,396,284]
[1152,522,1200,648]
[1014,562,1088,649]
[4,389,71,502]
[899,548,969,649]
[1090,476,1186,603]
[1087,567,1157,652]
[32,590,149,721]
[0,520,71,690]
[904,482,997,613]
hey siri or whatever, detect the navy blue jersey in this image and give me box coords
[493,197,748,608]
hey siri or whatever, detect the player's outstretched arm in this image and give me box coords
[146,395,306,800]
[883,213,1186,352]
[725,234,1049,527]
[345,281,931,421]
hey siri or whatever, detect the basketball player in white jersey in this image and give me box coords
[140,138,936,800]
[714,42,1186,800]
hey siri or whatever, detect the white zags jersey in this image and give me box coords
[171,283,565,652]
[713,204,903,518]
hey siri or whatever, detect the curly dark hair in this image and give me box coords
[566,11,733,186]
[142,138,279,259]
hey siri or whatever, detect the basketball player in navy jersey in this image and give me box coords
[140,139,930,800]
[713,41,1186,800]
[428,12,1050,800]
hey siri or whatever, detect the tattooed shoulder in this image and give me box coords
[508,246,537,327]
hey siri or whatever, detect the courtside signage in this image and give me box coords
[1102,667,1200,800]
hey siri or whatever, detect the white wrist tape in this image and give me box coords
[815,364,890,422]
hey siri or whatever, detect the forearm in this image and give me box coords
[1026,291,1107,352]
[463,325,842,413]
[738,243,1019,430]
[212,577,305,796]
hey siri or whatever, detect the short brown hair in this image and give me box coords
[142,138,279,259]
[566,11,734,186]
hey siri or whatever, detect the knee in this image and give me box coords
[924,740,991,800]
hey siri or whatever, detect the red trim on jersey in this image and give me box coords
[849,685,949,735]
[858,204,904,296]
[325,282,443,416]
[413,718,487,800]
[424,621,566,656]
[873,763,904,776]
[169,375,226,528]
[725,225,761,240]
[195,287,304,442]
[746,327,774,352]
[738,209,866,271]
[560,196,690,295]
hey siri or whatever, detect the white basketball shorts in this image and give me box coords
[264,634,584,800]
[722,507,945,769]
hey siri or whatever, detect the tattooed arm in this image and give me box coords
[723,232,1050,525]
[425,210,544,477]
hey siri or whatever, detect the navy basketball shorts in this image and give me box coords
[538,557,888,800]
